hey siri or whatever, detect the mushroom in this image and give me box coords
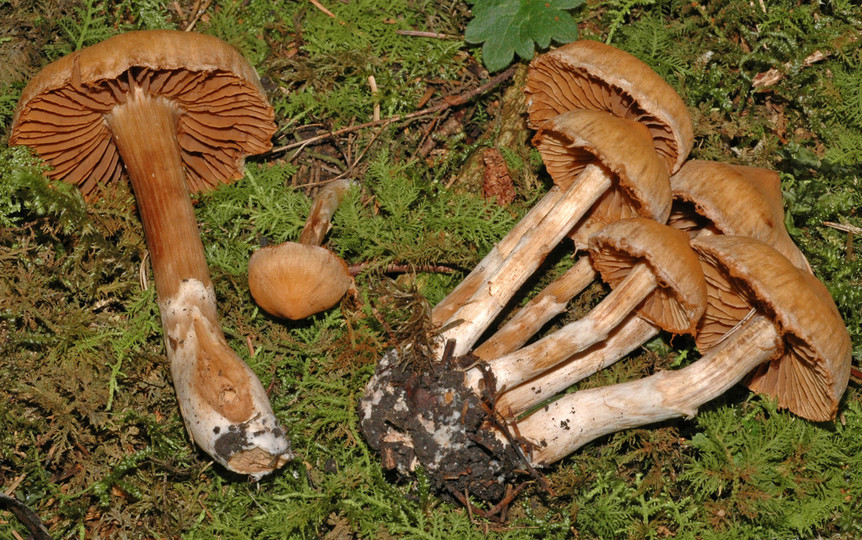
[515,235,851,466]
[668,160,810,271]
[10,30,291,477]
[468,218,706,393]
[524,39,693,175]
[431,39,693,359]
[434,109,672,359]
[248,178,355,320]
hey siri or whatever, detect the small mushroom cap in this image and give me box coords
[524,39,693,174]
[248,243,354,320]
[534,110,671,249]
[587,218,707,334]
[10,29,275,197]
[691,235,851,421]
[668,160,810,271]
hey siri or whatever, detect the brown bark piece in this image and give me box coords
[481,147,516,206]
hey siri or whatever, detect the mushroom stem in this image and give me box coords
[105,88,291,477]
[473,256,597,360]
[519,312,780,465]
[436,164,613,357]
[298,178,354,246]
[105,91,207,300]
[466,262,657,392]
[431,180,572,324]
[495,314,659,417]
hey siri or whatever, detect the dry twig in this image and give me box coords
[270,67,517,155]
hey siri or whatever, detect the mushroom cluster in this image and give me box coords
[359,40,851,511]
[10,30,292,478]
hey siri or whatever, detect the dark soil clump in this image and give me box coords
[359,347,527,505]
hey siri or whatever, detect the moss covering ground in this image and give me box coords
[0,0,860,537]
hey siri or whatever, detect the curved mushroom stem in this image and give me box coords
[106,89,291,477]
[467,262,657,392]
[435,164,613,357]
[495,314,659,417]
[517,312,779,466]
[298,178,354,246]
[473,256,597,360]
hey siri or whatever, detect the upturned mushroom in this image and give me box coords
[524,39,693,175]
[10,30,291,477]
[470,109,673,360]
[515,235,851,465]
[497,160,817,414]
[248,178,355,320]
[495,160,815,415]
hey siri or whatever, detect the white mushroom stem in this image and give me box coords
[105,89,291,477]
[466,262,657,392]
[473,256,597,360]
[432,180,571,323]
[495,314,659,417]
[517,312,780,466]
[435,164,614,357]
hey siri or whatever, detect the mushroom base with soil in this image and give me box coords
[359,348,528,505]
[164,279,292,476]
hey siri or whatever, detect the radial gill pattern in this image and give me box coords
[525,59,679,174]
[11,67,275,198]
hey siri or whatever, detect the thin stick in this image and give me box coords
[395,30,456,39]
[171,1,186,21]
[823,221,862,235]
[348,262,458,276]
[309,0,336,17]
[184,0,213,31]
[0,493,52,540]
[368,75,380,122]
[269,67,517,155]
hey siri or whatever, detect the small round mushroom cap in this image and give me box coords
[524,40,693,174]
[691,235,851,421]
[248,243,354,320]
[668,160,810,271]
[10,29,275,197]
[587,218,707,334]
[534,109,671,249]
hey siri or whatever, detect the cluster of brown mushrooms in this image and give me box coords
[358,40,852,510]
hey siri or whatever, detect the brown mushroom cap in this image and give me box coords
[248,243,354,320]
[524,40,693,174]
[588,218,707,334]
[10,29,275,197]
[668,160,810,271]
[534,109,671,249]
[691,235,851,421]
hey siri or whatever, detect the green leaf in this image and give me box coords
[465,0,584,72]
